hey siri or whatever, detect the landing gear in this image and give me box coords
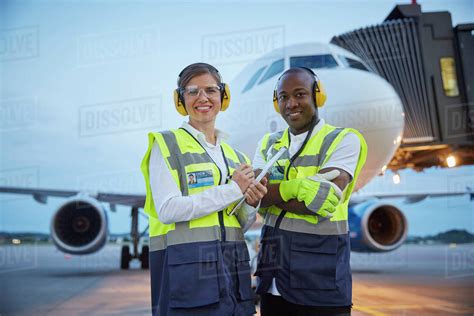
[121,245,131,269]
[140,245,149,269]
[120,206,149,270]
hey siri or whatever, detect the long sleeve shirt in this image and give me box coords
[149,121,257,232]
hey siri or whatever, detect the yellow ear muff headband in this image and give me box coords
[272,67,327,113]
[173,63,231,116]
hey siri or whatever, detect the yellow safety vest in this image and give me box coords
[259,123,367,235]
[141,128,250,251]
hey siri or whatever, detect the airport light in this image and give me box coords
[446,155,456,168]
[392,173,401,184]
[393,136,403,145]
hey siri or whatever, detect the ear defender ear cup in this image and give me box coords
[220,83,231,112]
[273,89,280,113]
[173,89,188,116]
[314,79,327,108]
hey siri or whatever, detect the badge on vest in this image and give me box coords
[187,170,214,188]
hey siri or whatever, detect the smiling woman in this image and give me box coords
[140,63,268,316]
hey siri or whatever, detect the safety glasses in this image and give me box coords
[181,84,222,98]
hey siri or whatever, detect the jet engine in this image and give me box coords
[349,200,408,252]
[50,196,108,255]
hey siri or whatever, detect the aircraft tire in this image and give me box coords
[140,245,149,269]
[121,245,131,270]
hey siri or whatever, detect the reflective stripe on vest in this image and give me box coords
[265,127,344,169]
[263,211,349,235]
[141,128,250,251]
[260,123,367,235]
[306,182,332,211]
[149,224,244,251]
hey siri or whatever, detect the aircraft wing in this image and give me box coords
[351,187,473,204]
[0,186,145,208]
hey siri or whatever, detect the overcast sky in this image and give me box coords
[0,0,472,236]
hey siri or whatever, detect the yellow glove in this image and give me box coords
[279,170,342,218]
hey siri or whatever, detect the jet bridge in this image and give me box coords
[331,3,473,171]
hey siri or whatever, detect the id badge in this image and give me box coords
[187,170,214,188]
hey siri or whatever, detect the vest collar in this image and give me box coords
[181,121,229,148]
[288,118,326,140]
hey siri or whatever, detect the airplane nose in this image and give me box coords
[319,69,405,189]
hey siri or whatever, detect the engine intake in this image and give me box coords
[50,196,108,255]
[350,201,408,252]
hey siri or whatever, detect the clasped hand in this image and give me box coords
[279,170,342,218]
[231,164,268,208]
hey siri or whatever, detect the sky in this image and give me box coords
[0,0,473,236]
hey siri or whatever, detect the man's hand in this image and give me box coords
[231,164,255,193]
[279,170,342,218]
[244,178,268,207]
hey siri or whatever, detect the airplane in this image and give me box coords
[0,42,470,269]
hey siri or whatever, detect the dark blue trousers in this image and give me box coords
[255,225,352,307]
[150,240,255,316]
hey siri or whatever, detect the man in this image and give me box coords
[253,67,367,315]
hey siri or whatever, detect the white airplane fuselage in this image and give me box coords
[220,43,404,191]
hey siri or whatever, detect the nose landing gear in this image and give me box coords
[120,207,149,270]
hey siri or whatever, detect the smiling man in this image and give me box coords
[252,67,368,316]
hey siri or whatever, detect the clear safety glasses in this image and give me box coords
[181,84,222,98]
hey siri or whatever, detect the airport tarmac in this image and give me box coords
[0,243,473,316]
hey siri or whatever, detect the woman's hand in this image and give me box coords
[231,164,255,193]
[245,177,268,207]
[254,168,270,182]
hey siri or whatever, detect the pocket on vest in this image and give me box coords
[168,242,220,308]
[289,235,338,290]
[234,241,254,301]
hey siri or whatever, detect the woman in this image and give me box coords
[141,63,266,316]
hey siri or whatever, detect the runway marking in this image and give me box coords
[433,305,474,314]
[354,304,474,315]
[353,306,388,316]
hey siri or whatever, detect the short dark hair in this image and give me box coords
[177,63,222,90]
[278,67,316,86]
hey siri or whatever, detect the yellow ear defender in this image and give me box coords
[272,67,327,113]
[173,63,231,116]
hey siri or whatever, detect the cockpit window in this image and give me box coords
[242,66,267,93]
[258,59,284,85]
[290,54,338,69]
[338,55,369,72]
[346,58,369,71]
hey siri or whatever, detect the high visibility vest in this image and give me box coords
[141,128,250,252]
[259,123,367,235]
